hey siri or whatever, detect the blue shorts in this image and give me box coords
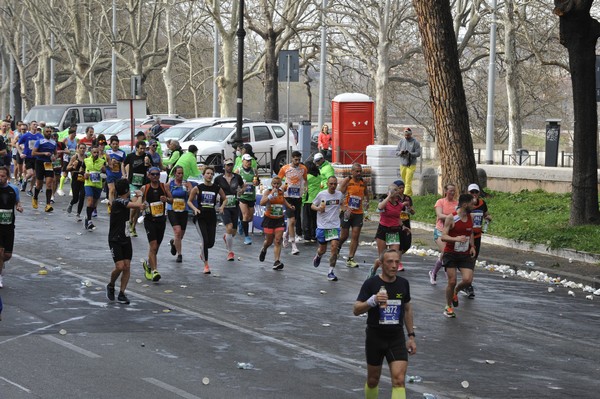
[106,173,122,184]
[315,227,340,244]
[84,186,102,199]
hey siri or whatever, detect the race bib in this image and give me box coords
[244,184,254,194]
[89,172,101,183]
[454,240,469,252]
[28,140,36,149]
[471,210,484,229]
[385,232,400,245]
[132,173,144,186]
[200,191,216,207]
[172,198,186,212]
[379,299,402,325]
[287,186,301,198]
[150,201,164,217]
[348,195,361,210]
[270,204,284,216]
[225,194,237,208]
[44,162,53,171]
[52,159,61,169]
[111,160,121,173]
[0,209,12,225]
[324,228,339,241]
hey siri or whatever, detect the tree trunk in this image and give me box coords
[219,33,236,117]
[412,0,478,192]
[554,0,600,225]
[374,21,390,145]
[162,2,176,115]
[263,29,279,121]
[504,0,522,161]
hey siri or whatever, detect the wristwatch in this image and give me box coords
[407,332,416,338]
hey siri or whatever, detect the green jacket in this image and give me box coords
[172,152,200,180]
[163,150,181,166]
[319,160,335,189]
[303,174,322,204]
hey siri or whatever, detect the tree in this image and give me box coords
[412,0,478,192]
[554,0,600,225]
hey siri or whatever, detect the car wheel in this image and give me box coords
[273,152,287,174]
[206,154,224,174]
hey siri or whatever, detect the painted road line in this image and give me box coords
[42,335,102,359]
[142,377,202,399]
[0,376,32,393]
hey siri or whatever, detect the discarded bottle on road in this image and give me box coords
[237,362,254,370]
[406,375,422,383]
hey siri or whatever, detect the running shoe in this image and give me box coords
[92,209,98,218]
[67,203,73,214]
[397,262,404,272]
[176,255,183,263]
[56,189,65,196]
[452,293,459,308]
[203,264,211,274]
[463,285,475,299]
[152,270,161,282]
[117,292,130,304]
[50,198,55,204]
[295,236,303,243]
[142,259,152,280]
[272,260,284,270]
[291,243,300,255]
[32,197,38,209]
[26,190,33,197]
[0,275,3,288]
[346,257,359,268]
[428,270,437,285]
[169,239,176,256]
[20,180,27,191]
[259,247,267,262]
[106,284,115,301]
[101,198,110,204]
[45,205,53,213]
[76,214,82,222]
[227,252,235,262]
[243,236,252,245]
[444,306,456,318]
[130,226,138,237]
[313,254,321,268]
[86,221,96,231]
[282,231,289,248]
[327,272,338,281]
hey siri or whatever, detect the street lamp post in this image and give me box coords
[485,0,498,164]
[235,0,245,146]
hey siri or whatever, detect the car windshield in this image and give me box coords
[104,119,143,135]
[158,126,193,142]
[24,106,66,127]
[189,126,233,142]
[93,120,119,134]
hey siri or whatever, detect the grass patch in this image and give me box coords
[406,189,600,254]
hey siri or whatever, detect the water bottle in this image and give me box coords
[343,209,350,222]
[482,219,489,233]
[378,286,387,308]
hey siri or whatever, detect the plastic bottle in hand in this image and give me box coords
[378,286,387,308]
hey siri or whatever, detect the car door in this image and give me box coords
[250,125,274,159]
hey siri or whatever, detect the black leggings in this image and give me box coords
[302,203,317,240]
[193,209,217,262]
[70,177,86,215]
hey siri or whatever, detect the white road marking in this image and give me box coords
[142,378,202,399]
[0,315,86,345]
[0,376,32,393]
[42,335,102,359]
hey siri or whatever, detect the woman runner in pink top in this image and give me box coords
[429,183,458,285]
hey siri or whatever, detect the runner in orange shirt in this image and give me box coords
[339,163,370,268]
[278,151,307,255]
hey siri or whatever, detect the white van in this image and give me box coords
[24,104,117,131]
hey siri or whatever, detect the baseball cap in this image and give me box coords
[148,139,158,146]
[313,153,324,161]
[468,183,480,192]
[404,128,412,134]
[148,166,161,173]
[393,179,405,187]
[242,154,253,161]
[224,158,234,165]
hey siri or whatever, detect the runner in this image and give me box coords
[57,127,78,196]
[353,249,416,399]
[51,131,66,203]
[106,178,147,305]
[17,121,42,196]
[395,180,415,267]
[66,143,88,221]
[311,176,344,281]
[11,123,26,185]
[258,176,296,271]
[0,166,24,288]
[140,166,173,282]
[214,158,244,261]
[428,183,458,285]
[338,163,370,268]
[124,140,150,237]
[235,153,259,245]
[187,166,226,275]
[278,150,307,255]
[462,183,492,298]
[83,145,106,231]
[167,165,191,263]
[105,135,126,213]
[301,161,320,242]
[79,126,95,151]
[31,126,58,212]
[441,193,476,318]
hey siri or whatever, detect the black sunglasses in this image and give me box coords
[149,173,160,176]
[469,190,479,194]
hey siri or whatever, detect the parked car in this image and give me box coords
[179,121,296,173]
[24,103,117,131]
[91,119,123,135]
[157,118,251,153]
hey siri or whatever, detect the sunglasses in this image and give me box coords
[469,190,479,194]
[149,173,160,176]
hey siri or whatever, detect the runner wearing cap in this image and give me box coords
[395,128,421,196]
[105,135,126,213]
[278,150,308,255]
[124,140,150,236]
[83,145,106,230]
[235,153,259,245]
[214,158,244,261]
[31,126,58,212]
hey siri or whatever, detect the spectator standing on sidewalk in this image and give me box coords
[317,124,332,161]
[395,128,421,196]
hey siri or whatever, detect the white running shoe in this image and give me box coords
[0,274,3,288]
[100,198,110,204]
[291,243,300,255]
[56,189,65,196]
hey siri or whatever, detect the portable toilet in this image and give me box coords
[331,93,374,164]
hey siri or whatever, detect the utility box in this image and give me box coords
[545,119,561,167]
[331,93,374,164]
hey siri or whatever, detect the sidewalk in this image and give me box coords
[359,217,600,289]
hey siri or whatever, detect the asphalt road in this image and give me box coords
[1,197,599,399]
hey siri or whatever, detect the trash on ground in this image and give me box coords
[202,377,210,385]
[407,375,422,383]
[237,362,254,370]
[59,329,67,335]
[461,380,469,388]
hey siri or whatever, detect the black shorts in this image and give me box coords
[0,226,15,253]
[35,160,55,180]
[442,252,475,270]
[167,210,189,231]
[143,217,166,245]
[221,207,239,227]
[109,239,133,263]
[25,158,35,170]
[15,154,24,165]
[238,198,255,207]
[261,216,285,229]
[375,224,402,243]
[284,197,303,218]
[365,326,408,366]
[340,212,364,229]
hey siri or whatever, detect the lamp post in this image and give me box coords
[234,0,245,145]
[485,0,498,164]
[111,0,117,104]
[317,0,327,130]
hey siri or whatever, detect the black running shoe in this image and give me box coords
[464,285,475,299]
[106,284,115,301]
[176,255,182,263]
[117,292,130,304]
[272,260,284,270]
[169,239,176,256]
[259,247,267,262]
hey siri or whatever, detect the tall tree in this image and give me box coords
[554,0,600,225]
[503,0,523,160]
[412,0,477,191]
